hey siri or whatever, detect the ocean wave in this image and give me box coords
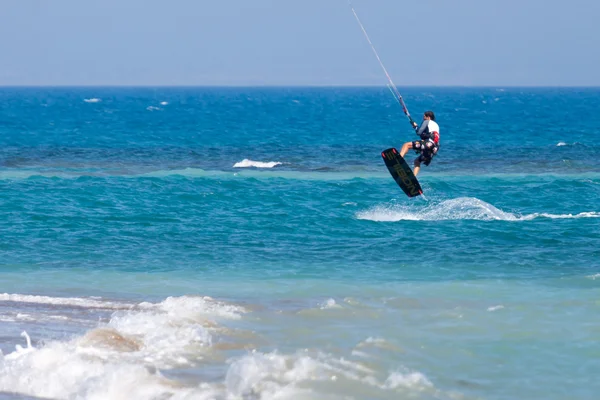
[83,98,101,103]
[225,350,435,398]
[2,166,599,182]
[0,167,386,181]
[0,295,442,400]
[233,159,282,168]
[0,295,248,399]
[0,333,199,399]
[356,197,600,222]
[0,290,460,400]
[0,293,134,310]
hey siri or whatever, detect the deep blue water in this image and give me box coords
[0,87,599,400]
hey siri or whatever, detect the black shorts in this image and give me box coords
[416,152,433,166]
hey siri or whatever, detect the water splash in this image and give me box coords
[356,197,600,222]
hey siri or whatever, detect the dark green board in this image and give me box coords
[381,148,423,198]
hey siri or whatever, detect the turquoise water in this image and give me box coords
[1,87,599,399]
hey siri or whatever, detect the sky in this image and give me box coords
[1,0,599,86]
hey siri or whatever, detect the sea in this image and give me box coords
[0,87,599,400]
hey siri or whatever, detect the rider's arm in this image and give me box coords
[415,120,430,140]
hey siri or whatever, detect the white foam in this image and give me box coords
[233,159,282,168]
[527,212,600,220]
[84,98,101,103]
[160,101,168,106]
[587,273,600,280]
[319,298,341,310]
[355,337,399,352]
[101,296,245,366]
[139,295,246,320]
[146,106,161,111]
[383,370,432,389]
[557,142,567,146]
[2,332,35,361]
[0,293,134,309]
[359,337,387,346]
[0,295,247,399]
[356,197,600,222]
[0,338,201,400]
[487,305,505,312]
[351,350,371,358]
[225,350,434,397]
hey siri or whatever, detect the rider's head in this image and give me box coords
[423,111,435,121]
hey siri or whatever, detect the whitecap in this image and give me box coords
[557,142,567,146]
[233,159,282,168]
[83,98,101,103]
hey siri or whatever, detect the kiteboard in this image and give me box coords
[381,148,422,198]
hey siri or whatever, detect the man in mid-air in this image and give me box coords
[399,111,440,176]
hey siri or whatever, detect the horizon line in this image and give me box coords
[1,84,600,89]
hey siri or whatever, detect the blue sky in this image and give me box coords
[1,0,598,86]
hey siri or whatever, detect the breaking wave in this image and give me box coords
[0,293,439,400]
[0,294,247,398]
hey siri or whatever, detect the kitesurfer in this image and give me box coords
[399,111,440,176]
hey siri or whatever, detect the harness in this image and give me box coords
[415,129,440,157]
